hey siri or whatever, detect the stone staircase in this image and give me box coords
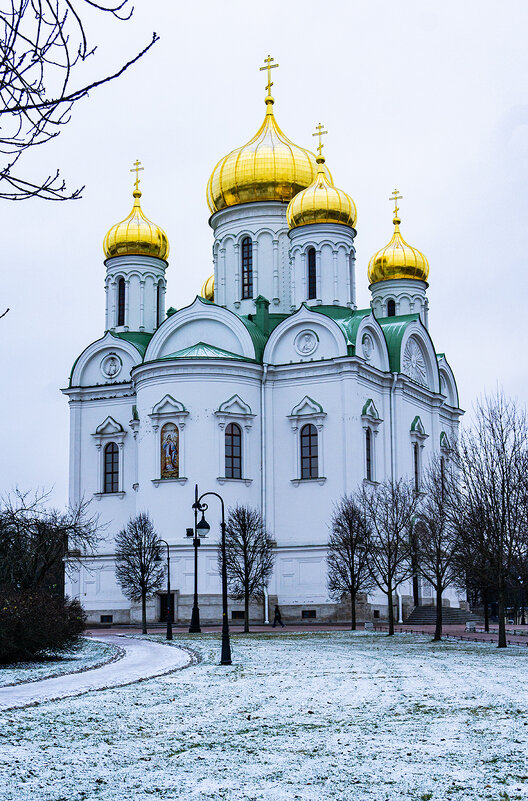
[404,605,483,625]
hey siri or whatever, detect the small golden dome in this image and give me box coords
[207,97,330,213]
[103,190,169,261]
[287,155,357,229]
[201,274,214,301]
[368,205,429,285]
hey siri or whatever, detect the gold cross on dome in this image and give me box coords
[389,188,403,217]
[312,123,328,158]
[260,54,279,97]
[130,159,144,192]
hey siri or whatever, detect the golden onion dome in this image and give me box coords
[103,189,169,261]
[368,201,429,285]
[207,96,331,213]
[201,274,214,301]
[287,154,357,229]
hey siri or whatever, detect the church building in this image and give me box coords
[63,59,463,624]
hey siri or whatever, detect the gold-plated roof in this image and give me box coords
[103,168,169,260]
[286,143,357,230]
[201,274,214,301]
[368,191,429,284]
[207,79,330,213]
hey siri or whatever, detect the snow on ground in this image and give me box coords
[0,638,116,687]
[0,632,527,801]
[0,635,190,710]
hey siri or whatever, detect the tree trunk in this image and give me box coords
[387,587,394,635]
[497,569,507,648]
[434,587,442,641]
[483,587,490,632]
[244,589,249,634]
[351,593,356,631]
[412,572,420,607]
[141,592,147,635]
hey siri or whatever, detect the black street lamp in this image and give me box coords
[188,484,209,633]
[157,539,172,641]
[192,483,232,665]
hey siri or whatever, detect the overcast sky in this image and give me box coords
[1,0,527,505]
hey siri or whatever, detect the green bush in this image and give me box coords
[0,591,86,664]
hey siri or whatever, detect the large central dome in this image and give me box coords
[207,96,330,214]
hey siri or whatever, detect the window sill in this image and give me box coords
[362,479,380,487]
[93,491,125,500]
[217,477,253,486]
[151,477,188,487]
[290,477,327,487]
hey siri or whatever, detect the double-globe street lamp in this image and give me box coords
[187,484,210,633]
[192,483,232,665]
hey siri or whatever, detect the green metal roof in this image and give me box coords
[159,342,254,362]
[112,330,153,357]
[310,305,371,353]
[376,314,420,373]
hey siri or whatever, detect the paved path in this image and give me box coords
[0,635,191,712]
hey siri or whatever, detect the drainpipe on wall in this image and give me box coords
[396,588,404,624]
[389,372,398,480]
[261,363,269,624]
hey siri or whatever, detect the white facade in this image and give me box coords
[63,199,463,624]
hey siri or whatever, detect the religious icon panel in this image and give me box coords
[161,423,179,478]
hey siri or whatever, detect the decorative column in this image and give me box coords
[252,240,259,297]
[315,249,322,303]
[272,238,280,304]
[219,246,226,307]
[139,279,145,331]
[234,242,240,305]
[332,249,339,305]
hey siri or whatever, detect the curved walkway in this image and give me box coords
[0,635,191,712]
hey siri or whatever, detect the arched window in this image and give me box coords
[413,442,420,492]
[387,299,396,317]
[307,247,317,300]
[300,423,318,479]
[156,282,162,327]
[225,423,242,478]
[104,442,119,493]
[161,423,179,478]
[365,427,373,481]
[117,278,126,327]
[241,237,253,299]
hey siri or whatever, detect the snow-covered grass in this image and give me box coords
[0,637,117,687]
[1,632,527,800]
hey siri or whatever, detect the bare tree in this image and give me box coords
[364,479,420,635]
[1,1,158,201]
[0,489,101,593]
[114,512,164,634]
[327,493,374,630]
[219,505,274,633]
[453,392,528,648]
[414,456,462,641]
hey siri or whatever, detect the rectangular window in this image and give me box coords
[104,442,119,493]
[225,423,242,479]
[302,609,316,619]
[231,610,245,620]
[100,615,113,624]
[300,424,318,479]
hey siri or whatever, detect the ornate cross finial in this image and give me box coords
[130,159,144,192]
[259,54,279,98]
[389,188,403,219]
[312,122,328,158]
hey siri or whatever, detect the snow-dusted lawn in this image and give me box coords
[0,638,116,687]
[1,632,527,800]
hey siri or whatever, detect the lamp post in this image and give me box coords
[192,483,232,665]
[188,484,208,633]
[157,539,172,640]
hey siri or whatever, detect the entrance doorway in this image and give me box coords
[159,593,175,623]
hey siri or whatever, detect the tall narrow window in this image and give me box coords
[365,427,373,481]
[225,423,242,478]
[387,299,396,317]
[156,282,162,327]
[117,278,126,327]
[307,247,317,300]
[413,442,420,492]
[300,424,318,479]
[241,237,253,299]
[161,423,179,478]
[104,442,119,493]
